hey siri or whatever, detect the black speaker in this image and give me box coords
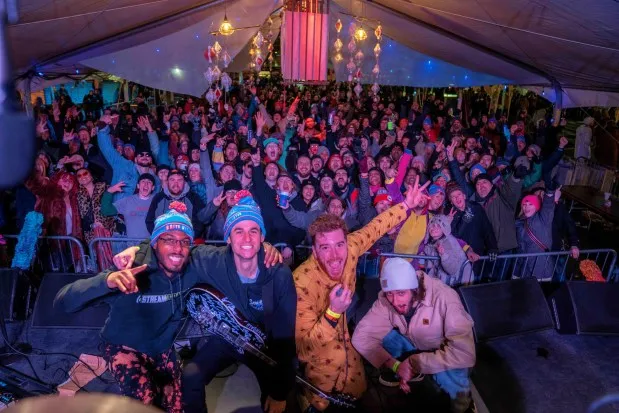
[0,269,38,321]
[549,281,619,335]
[31,273,109,329]
[459,278,555,342]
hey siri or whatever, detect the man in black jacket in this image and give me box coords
[55,203,284,413]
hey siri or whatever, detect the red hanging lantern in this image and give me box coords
[281,0,329,83]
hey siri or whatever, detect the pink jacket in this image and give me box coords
[351,274,476,374]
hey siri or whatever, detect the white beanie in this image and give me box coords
[380,258,419,292]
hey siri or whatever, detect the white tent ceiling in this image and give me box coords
[8,0,619,106]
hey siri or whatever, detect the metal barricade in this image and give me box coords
[3,235,88,273]
[458,249,618,284]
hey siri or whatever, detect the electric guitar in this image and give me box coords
[186,284,356,409]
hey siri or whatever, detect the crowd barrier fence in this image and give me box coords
[458,249,617,284]
[2,235,88,273]
[1,236,617,285]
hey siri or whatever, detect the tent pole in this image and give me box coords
[553,82,562,127]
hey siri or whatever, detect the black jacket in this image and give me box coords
[450,201,498,255]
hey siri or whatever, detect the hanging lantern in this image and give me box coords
[334,53,343,62]
[374,24,382,40]
[219,13,235,36]
[253,31,264,49]
[372,64,380,75]
[205,88,216,105]
[371,82,380,95]
[222,50,232,68]
[212,65,222,81]
[354,50,364,63]
[203,67,215,86]
[281,0,329,82]
[249,48,256,57]
[354,82,363,97]
[221,72,232,91]
[334,38,343,52]
[255,54,264,72]
[346,58,356,73]
[374,43,381,57]
[354,26,367,41]
[347,38,357,54]
[214,87,223,101]
[354,68,363,79]
[213,41,222,55]
[335,18,342,33]
[204,47,217,63]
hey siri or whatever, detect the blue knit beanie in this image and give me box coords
[151,202,194,246]
[468,163,486,180]
[223,195,266,241]
[428,184,445,197]
[263,137,279,148]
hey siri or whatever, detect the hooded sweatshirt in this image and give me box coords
[54,246,197,355]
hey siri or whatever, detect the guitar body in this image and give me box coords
[186,284,267,355]
[186,284,357,409]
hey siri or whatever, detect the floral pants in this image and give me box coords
[104,343,183,413]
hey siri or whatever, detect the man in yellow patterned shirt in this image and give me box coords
[293,177,429,412]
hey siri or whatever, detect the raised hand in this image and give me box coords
[213,191,225,207]
[36,118,48,136]
[251,148,261,166]
[107,181,126,194]
[328,284,353,314]
[255,111,265,131]
[446,140,457,161]
[404,176,431,210]
[63,129,75,143]
[113,246,140,270]
[106,264,148,294]
[559,136,568,149]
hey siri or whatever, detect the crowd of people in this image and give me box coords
[9,81,583,282]
[4,80,601,413]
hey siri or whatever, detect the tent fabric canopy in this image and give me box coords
[8,0,619,106]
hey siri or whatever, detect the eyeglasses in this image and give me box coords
[76,171,90,178]
[226,190,238,197]
[138,152,151,157]
[158,237,192,248]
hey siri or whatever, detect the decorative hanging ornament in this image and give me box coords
[205,88,216,105]
[204,47,216,63]
[354,68,363,80]
[213,41,222,55]
[334,53,343,63]
[253,32,264,49]
[203,66,215,86]
[211,65,222,82]
[222,50,232,68]
[220,72,232,92]
[334,38,343,52]
[347,38,357,54]
[335,18,342,33]
[214,87,222,101]
[255,54,264,72]
[348,23,356,37]
[354,82,363,97]
[354,50,364,63]
[346,58,356,73]
[372,64,380,75]
[374,43,381,57]
[354,26,367,41]
[268,43,274,53]
[371,82,380,95]
[374,25,382,40]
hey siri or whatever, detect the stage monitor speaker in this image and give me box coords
[31,273,109,329]
[549,281,619,335]
[0,269,38,321]
[459,278,555,342]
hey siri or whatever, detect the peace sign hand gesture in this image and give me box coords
[403,176,431,210]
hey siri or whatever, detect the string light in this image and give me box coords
[354,26,367,41]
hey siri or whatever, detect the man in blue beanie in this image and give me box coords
[55,201,284,413]
[111,192,297,413]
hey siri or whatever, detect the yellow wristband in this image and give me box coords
[326,308,342,319]
[392,360,401,374]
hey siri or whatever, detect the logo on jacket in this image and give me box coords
[249,298,264,311]
[463,207,474,223]
[136,291,182,304]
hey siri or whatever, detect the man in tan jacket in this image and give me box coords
[351,258,476,413]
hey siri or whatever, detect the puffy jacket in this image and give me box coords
[352,273,475,375]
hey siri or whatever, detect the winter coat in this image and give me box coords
[77,182,116,244]
[515,191,555,280]
[145,182,207,236]
[352,273,475,375]
[551,200,579,251]
[450,202,498,255]
[471,176,523,252]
